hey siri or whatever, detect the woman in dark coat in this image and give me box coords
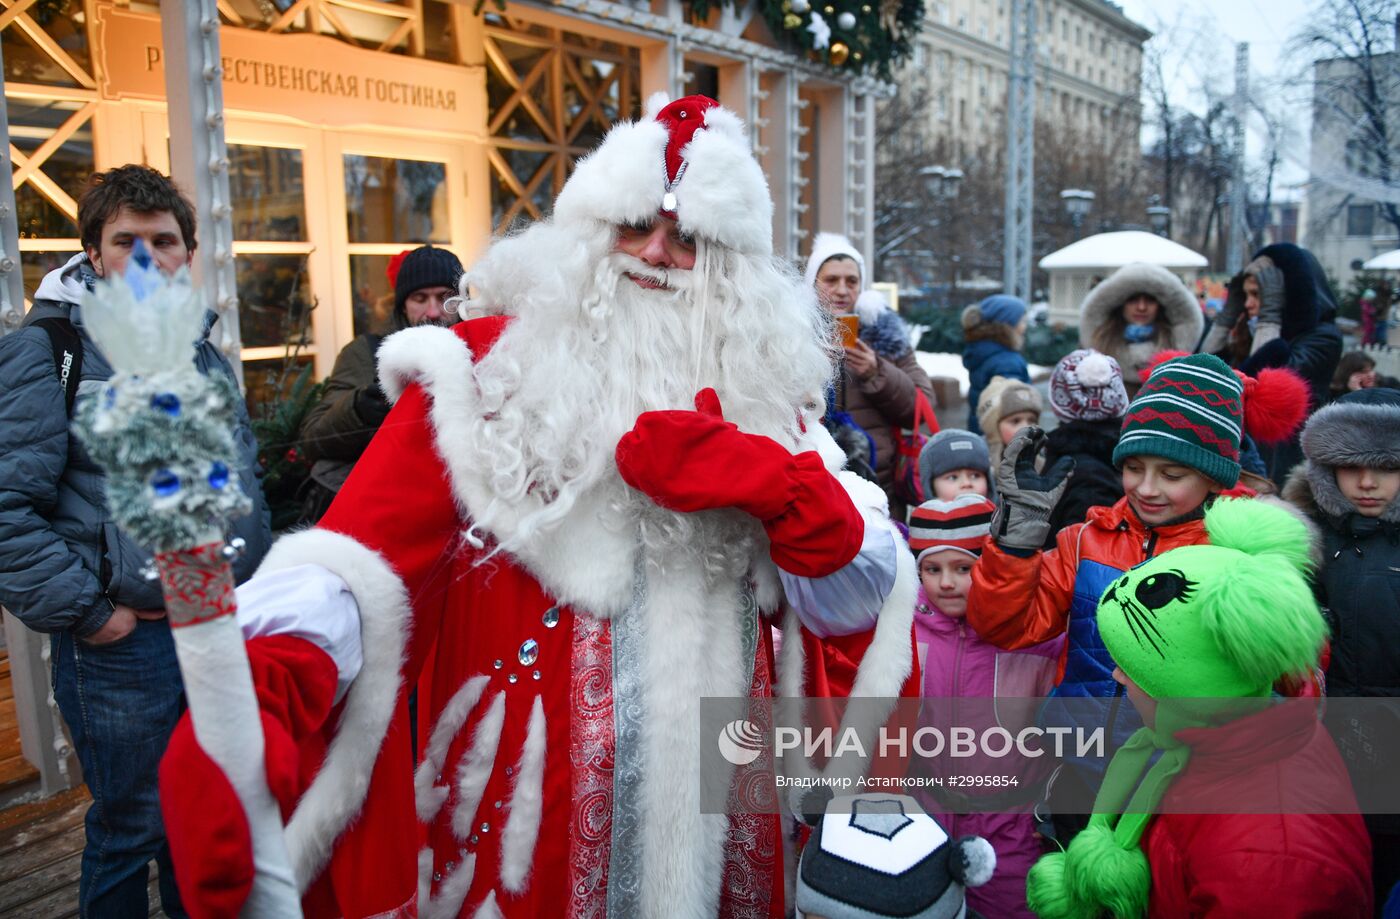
[1199,242,1343,483]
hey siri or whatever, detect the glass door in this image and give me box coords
[140,114,337,411]
[322,132,472,346]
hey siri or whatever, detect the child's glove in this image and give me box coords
[990,426,1074,552]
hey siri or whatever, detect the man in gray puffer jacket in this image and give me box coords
[0,165,270,918]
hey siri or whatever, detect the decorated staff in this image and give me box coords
[72,241,301,917]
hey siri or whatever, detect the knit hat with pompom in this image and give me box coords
[1049,348,1130,422]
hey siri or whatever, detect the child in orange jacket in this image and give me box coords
[966,353,1310,840]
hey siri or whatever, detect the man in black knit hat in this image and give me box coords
[297,245,463,520]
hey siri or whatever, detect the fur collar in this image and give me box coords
[963,320,1022,352]
[858,308,913,359]
[1285,463,1400,526]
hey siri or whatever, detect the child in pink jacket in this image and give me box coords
[909,494,1066,919]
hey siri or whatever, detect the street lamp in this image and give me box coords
[920,165,964,305]
[1146,204,1171,237]
[1060,188,1095,236]
[1146,194,1171,237]
[920,165,964,201]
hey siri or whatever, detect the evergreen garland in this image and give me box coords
[686,0,923,78]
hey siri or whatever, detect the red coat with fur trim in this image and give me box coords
[176,317,918,919]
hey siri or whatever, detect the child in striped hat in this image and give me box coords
[965,352,1317,847]
[909,493,1066,919]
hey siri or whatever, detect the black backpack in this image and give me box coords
[30,315,84,415]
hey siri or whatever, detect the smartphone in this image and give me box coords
[836,314,860,348]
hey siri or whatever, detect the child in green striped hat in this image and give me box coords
[967,352,1313,847]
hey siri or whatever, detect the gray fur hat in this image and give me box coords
[1291,390,1400,522]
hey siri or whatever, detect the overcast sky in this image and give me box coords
[1114,0,1318,191]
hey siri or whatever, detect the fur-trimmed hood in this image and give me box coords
[1286,398,1400,524]
[1078,262,1202,348]
[1078,263,1203,385]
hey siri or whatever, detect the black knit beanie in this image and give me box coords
[394,246,463,320]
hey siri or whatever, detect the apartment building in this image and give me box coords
[1303,53,1400,289]
[903,0,1148,161]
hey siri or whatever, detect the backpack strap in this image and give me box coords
[30,316,84,416]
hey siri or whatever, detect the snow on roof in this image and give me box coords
[1363,249,1400,270]
[1038,231,1209,271]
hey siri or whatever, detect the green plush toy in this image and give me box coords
[1026,498,1328,919]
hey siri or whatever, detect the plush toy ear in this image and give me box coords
[1197,556,1326,691]
[1204,497,1311,571]
[1201,498,1326,688]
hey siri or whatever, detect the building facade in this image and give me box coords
[0,0,883,801]
[1304,54,1400,291]
[1,0,882,395]
[905,0,1147,161]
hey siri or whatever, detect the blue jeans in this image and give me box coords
[52,618,187,918]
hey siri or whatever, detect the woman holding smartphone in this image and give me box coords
[806,232,935,520]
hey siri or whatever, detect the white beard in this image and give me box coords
[457,220,835,580]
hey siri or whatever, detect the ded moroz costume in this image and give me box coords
[156,95,919,919]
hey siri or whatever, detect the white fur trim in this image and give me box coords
[471,891,504,919]
[415,675,490,822]
[799,421,849,476]
[499,696,547,893]
[255,528,411,891]
[838,470,891,518]
[643,92,670,119]
[423,852,477,919]
[551,101,772,257]
[452,691,507,841]
[417,847,433,915]
[375,324,470,404]
[1078,262,1202,352]
[635,558,750,918]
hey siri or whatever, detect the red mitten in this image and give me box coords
[159,635,339,919]
[616,388,864,576]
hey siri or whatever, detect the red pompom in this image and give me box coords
[385,248,412,288]
[1242,367,1311,444]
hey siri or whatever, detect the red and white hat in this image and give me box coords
[553,93,773,257]
[908,493,996,562]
